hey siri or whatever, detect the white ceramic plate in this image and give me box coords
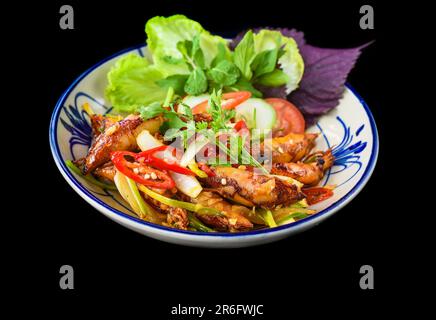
[49,45,378,248]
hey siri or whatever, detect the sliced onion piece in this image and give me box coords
[179,136,209,168]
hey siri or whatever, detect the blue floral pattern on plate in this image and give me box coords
[61,92,136,214]
[317,116,367,187]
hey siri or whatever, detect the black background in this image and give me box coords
[15,0,414,316]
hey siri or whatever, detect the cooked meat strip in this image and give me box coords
[193,113,213,123]
[258,132,318,164]
[166,207,189,230]
[271,150,334,186]
[192,191,253,232]
[204,166,304,209]
[93,162,117,182]
[90,114,120,138]
[83,115,163,174]
[138,187,189,230]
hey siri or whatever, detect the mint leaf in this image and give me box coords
[211,42,230,67]
[176,34,205,70]
[176,34,208,95]
[191,34,205,69]
[185,68,208,95]
[256,69,289,87]
[233,30,256,80]
[207,60,240,86]
[156,74,189,95]
[208,80,223,92]
[230,79,263,98]
[177,40,194,70]
[251,49,278,78]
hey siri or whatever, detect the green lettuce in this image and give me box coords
[105,53,168,113]
[145,15,229,76]
[253,30,304,94]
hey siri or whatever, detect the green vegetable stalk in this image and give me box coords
[113,170,161,222]
[276,212,311,226]
[65,160,117,190]
[138,185,224,217]
[262,210,277,228]
[126,176,157,220]
[188,213,215,232]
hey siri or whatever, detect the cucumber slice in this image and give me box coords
[181,94,210,109]
[235,98,277,130]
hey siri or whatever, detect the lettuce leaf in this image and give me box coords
[105,53,168,113]
[145,15,229,76]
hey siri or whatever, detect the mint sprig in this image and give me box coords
[155,30,286,98]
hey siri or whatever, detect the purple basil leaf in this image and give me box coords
[289,43,370,116]
[254,83,287,99]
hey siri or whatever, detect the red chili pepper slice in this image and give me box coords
[147,156,195,176]
[136,146,195,176]
[197,162,216,177]
[302,187,334,205]
[111,151,175,189]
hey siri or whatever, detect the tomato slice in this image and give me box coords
[264,98,305,136]
[192,91,251,114]
[303,187,334,205]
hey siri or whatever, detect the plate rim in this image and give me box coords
[49,44,379,238]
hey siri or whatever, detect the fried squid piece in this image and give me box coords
[90,114,121,138]
[193,113,213,123]
[259,132,318,164]
[271,150,334,185]
[205,166,304,209]
[93,162,117,182]
[83,115,163,174]
[138,187,189,230]
[166,207,189,230]
[192,191,253,232]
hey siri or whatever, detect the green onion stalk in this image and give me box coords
[65,160,117,190]
[188,213,215,232]
[138,185,224,217]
